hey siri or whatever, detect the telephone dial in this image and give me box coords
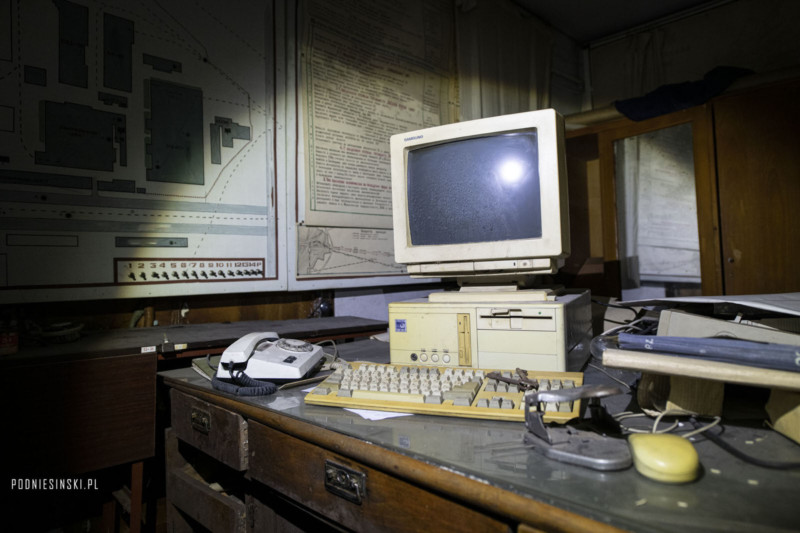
[218,332,324,381]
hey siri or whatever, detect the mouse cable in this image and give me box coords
[613,411,677,434]
[615,411,717,437]
[680,416,720,439]
[691,418,800,469]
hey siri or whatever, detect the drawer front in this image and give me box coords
[248,421,510,533]
[165,428,247,533]
[170,389,248,470]
[167,468,247,533]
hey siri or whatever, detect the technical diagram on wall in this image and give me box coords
[296,226,403,279]
[290,0,457,288]
[0,0,282,302]
[298,0,457,230]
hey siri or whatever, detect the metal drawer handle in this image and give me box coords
[324,460,366,504]
[191,408,211,434]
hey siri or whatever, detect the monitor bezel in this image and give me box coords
[390,109,569,276]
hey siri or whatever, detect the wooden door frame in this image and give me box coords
[568,106,723,296]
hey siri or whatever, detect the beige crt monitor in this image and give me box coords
[388,109,591,371]
[391,108,570,280]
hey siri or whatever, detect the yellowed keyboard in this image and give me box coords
[304,362,583,423]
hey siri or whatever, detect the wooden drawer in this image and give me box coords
[170,389,248,470]
[247,421,511,533]
[165,428,247,533]
[247,490,347,532]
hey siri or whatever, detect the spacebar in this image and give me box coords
[350,390,425,403]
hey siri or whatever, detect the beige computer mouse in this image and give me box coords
[628,433,700,483]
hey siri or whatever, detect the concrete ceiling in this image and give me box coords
[513,0,726,44]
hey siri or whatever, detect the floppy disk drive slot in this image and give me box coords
[478,308,555,331]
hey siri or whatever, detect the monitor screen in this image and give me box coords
[406,132,542,246]
[391,109,568,279]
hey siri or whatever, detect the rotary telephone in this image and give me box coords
[218,332,324,381]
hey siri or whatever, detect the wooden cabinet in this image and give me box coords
[161,354,800,533]
[163,377,620,533]
[713,80,800,294]
[165,390,511,533]
[1,351,156,532]
[2,352,156,475]
[565,78,800,297]
[247,421,510,533]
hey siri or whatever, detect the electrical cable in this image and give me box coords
[691,419,800,469]
[587,361,633,391]
[650,410,680,434]
[592,307,800,469]
[315,339,339,362]
[212,369,278,396]
[614,411,716,437]
[209,343,279,396]
[681,416,721,439]
[592,299,639,318]
[599,316,658,337]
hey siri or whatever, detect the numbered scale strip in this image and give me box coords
[115,258,265,284]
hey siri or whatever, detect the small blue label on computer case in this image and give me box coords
[395,319,407,333]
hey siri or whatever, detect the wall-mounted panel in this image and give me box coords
[0,0,284,302]
[287,0,457,289]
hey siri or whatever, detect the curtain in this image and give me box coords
[626,29,665,100]
[456,0,554,119]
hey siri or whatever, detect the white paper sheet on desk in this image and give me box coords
[267,396,304,411]
[302,386,414,420]
[619,292,800,316]
[345,408,413,420]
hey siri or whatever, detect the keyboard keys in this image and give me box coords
[305,362,583,423]
[443,390,474,403]
[352,390,425,403]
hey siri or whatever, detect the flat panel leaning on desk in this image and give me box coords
[387,108,592,372]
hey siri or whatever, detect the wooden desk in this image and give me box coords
[1,316,386,532]
[160,340,800,532]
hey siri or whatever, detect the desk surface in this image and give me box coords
[160,339,800,532]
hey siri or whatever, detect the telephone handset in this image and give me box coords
[218,331,324,381]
